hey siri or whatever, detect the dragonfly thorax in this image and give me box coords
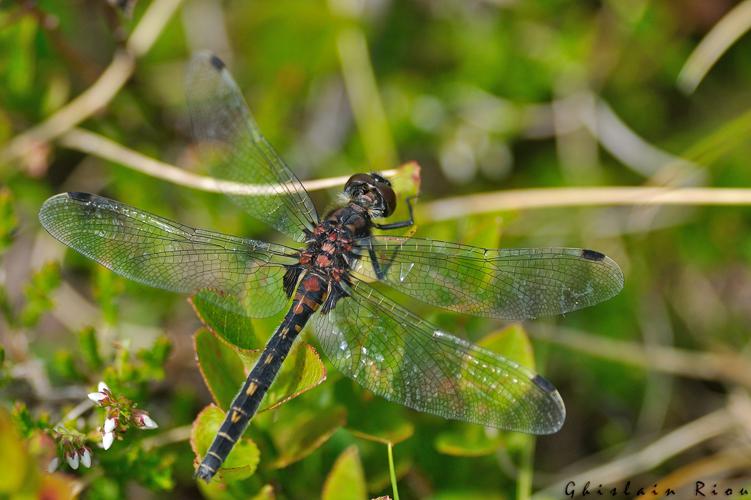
[299,218,358,283]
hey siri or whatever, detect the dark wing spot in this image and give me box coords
[581,249,605,261]
[68,192,93,202]
[531,374,557,393]
[209,54,226,71]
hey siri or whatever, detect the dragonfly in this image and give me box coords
[39,52,624,482]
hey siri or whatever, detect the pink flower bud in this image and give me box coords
[133,410,158,430]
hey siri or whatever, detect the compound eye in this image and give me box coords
[344,173,372,193]
[374,184,397,217]
[369,172,391,186]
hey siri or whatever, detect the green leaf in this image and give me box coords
[390,161,422,200]
[3,16,36,95]
[271,407,347,468]
[237,342,327,412]
[94,266,124,326]
[434,425,503,457]
[195,328,327,412]
[322,446,367,500]
[348,416,414,446]
[0,284,14,327]
[51,350,80,381]
[137,336,172,380]
[0,187,17,254]
[19,262,61,328]
[477,323,536,371]
[386,162,422,237]
[77,326,102,370]
[194,329,246,410]
[190,290,262,349]
[190,405,260,482]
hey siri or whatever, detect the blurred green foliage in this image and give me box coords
[1,0,751,499]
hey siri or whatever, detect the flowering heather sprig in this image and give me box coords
[88,381,159,451]
[47,429,93,473]
[47,381,160,472]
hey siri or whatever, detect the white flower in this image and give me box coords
[80,447,92,468]
[66,451,79,470]
[87,391,107,403]
[47,456,60,473]
[133,410,158,430]
[88,381,113,405]
[102,431,114,450]
[104,417,117,433]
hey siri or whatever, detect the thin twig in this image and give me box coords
[657,447,751,494]
[57,128,400,193]
[528,324,751,388]
[55,399,94,428]
[677,0,751,93]
[141,424,192,450]
[52,128,751,207]
[533,408,738,499]
[421,186,751,221]
[0,0,183,164]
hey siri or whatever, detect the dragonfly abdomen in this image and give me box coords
[196,273,327,482]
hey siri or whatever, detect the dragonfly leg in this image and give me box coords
[372,196,417,230]
[368,245,387,280]
[283,266,303,298]
[367,239,404,281]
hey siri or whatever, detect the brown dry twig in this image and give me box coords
[533,407,740,499]
[529,324,751,388]
[57,128,400,194]
[420,186,751,222]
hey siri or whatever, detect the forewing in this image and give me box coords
[312,279,565,433]
[185,52,318,241]
[353,236,624,320]
[39,192,296,318]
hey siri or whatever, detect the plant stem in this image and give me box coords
[57,128,400,194]
[388,442,400,500]
[516,436,535,500]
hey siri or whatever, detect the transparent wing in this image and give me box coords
[353,236,624,320]
[185,52,318,241]
[313,279,565,433]
[39,192,297,318]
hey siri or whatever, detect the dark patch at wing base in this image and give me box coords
[532,374,557,393]
[69,192,93,202]
[209,54,225,70]
[581,249,605,261]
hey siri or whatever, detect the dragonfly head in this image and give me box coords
[344,173,397,218]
